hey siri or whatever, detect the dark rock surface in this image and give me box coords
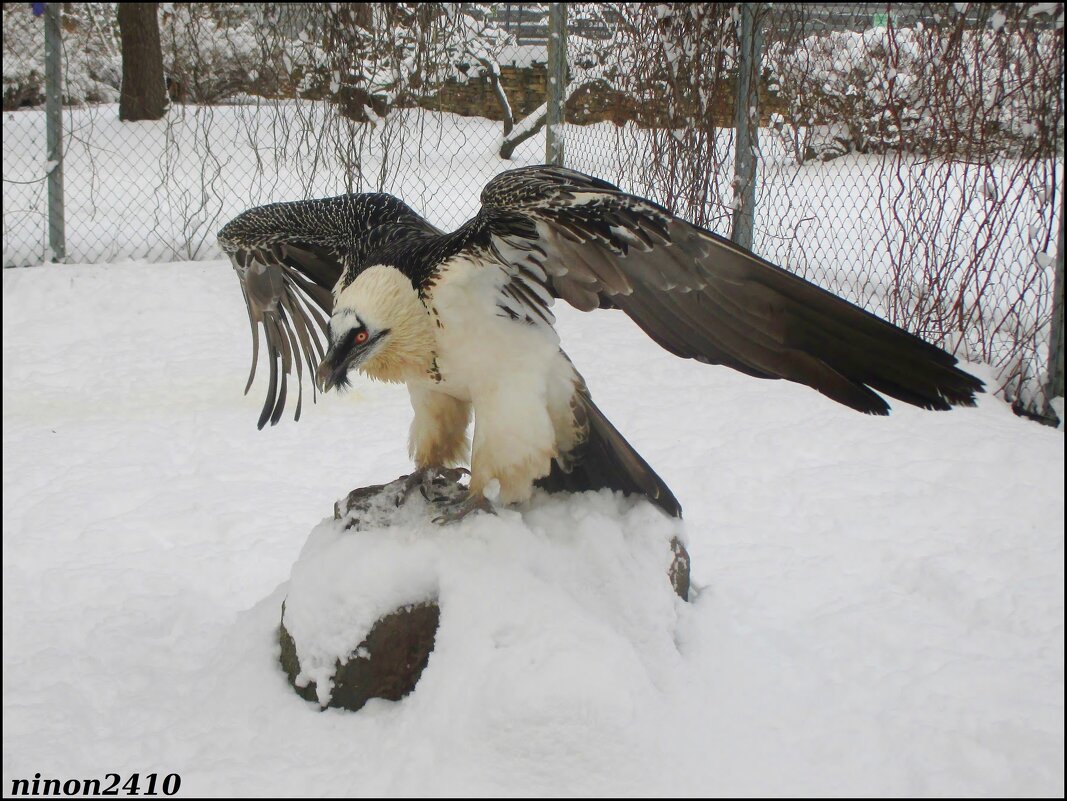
[280,600,440,712]
[669,536,691,602]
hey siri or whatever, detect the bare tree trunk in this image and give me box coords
[500,102,548,160]
[118,3,167,121]
[480,59,514,136]
[499,79,598,160]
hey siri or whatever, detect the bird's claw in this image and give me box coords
[430,466,471,483]
[432,492,497,525]
[390,466,491,522]
[395,466,471,507]
[394,468,428,506]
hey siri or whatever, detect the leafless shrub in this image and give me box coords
[763,3,1063,408]
[571,2,742,229]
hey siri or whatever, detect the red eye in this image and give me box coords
[355,331,368,344]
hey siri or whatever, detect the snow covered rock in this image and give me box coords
[279,600,439,711]
[278,475,690,711]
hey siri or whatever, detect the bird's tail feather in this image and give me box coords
[536,389,683,518]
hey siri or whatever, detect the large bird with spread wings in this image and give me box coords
[218,165,982,520]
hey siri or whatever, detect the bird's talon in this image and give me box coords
[432,492,496,525]
[433,466,471,484]
[392,466,473,508]
[393,467,433,505]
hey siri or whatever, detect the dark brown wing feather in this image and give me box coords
[478,166,984,414]
[218,193,438,428]
[227,244,339,429]
[536,379,682,518]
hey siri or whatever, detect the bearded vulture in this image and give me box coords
[217,165,983,520]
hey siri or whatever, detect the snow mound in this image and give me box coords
[282,488,687,710]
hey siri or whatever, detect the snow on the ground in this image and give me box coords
[2,260,1064,796]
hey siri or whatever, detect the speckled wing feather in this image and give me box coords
[472,166,984,414]
[218,193,438,428]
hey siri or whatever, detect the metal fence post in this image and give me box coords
[545,3,567,167]
[1044,174,1065,420]
[731,3,762,251]
[45,3,66,262]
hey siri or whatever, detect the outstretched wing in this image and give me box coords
[218,193,437,428]
[468,165,983,414]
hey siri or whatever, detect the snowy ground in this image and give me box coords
[2,260,1064,796]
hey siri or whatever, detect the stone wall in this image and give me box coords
[419,64,787,128]
[422,64,546,121]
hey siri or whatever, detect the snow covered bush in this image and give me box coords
[765,3,1064,162]
[159,4,292,104]
[309,3,512,120]
[2,3,120,109]
[556,2,741,229]
[3,3,515,116]
[766,26,926,161]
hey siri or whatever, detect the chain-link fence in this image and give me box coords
[561,3,1064,418]
[2,3,552,266]
[2,2,1064,419]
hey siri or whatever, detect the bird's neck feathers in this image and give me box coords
[340,265,435,384]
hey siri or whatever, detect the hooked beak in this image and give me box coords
[317,331,384,392]
[317,339,359,393]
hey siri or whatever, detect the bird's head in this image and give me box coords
[317,265,434,390]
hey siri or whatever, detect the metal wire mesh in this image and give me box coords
[1,2,1063,415]
[563,2,1064,415]
[2,3,549,266]
[3,4,50,264]
[752,4,1064,414]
